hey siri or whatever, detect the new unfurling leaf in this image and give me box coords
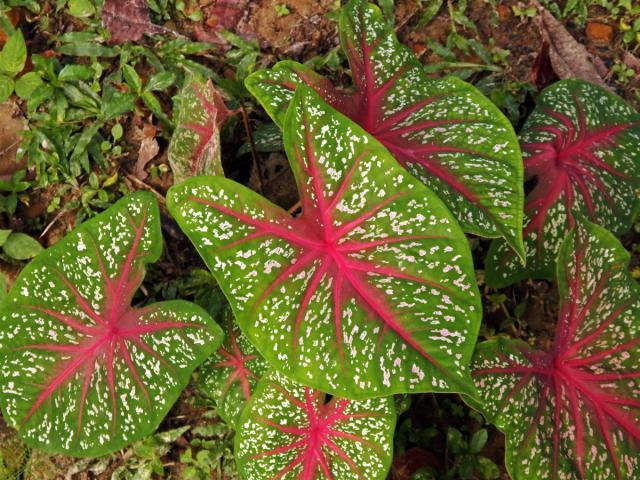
[169,77,237,183]
[0,193,223,456]
[168,85,481,400]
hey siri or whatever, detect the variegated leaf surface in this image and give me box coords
[168,85,481,399]
[198,308,269,425]
[168,77,235,183]
[245,0,524,258]
[471,221,640,479]
[485,80,640,288]
[0,192,223,457]
[235,370,395,480]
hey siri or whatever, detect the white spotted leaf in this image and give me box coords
[0,192,223,457]
[198,309,269,425]
[485,80,640,288]
[471,221,640,479]
[245,0,524,259]
[235,370,395,480]
[167,85,481,399]
[168,77,236,183]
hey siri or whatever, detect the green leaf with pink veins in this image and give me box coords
[485,80,640,288]
[471,221,640,480]
[168,85,481,400]
[198,309,269,426]
[245,0,524,260]
[0,192,223,457]
[168,77,236,183]
[235,370,396,480]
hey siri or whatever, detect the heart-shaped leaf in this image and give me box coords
[168,77,236,183]
[0,192,223,457]
[168,85,481,399]
[471,220,640,479]
[198,309,269,425]
[245,0,524,258]
[235,370,395,480]
[485,80,640,288]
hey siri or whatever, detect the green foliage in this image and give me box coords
[168,85,481,399]
[0,230,43,260]
[486,80,640,288]
[0,192,223,456]
[0,28,29,102]
[473,221,640,479]
[235,370,396,480]
[169,77,231,183]
[246,0,525,259]
[197,310,269,426]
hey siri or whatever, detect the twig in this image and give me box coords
[125,173,166,206]
[240,104,265,194]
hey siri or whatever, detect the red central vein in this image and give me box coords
[251,386,375,479]
[521,99,637,255]
[18,209,207,438]
[213,330,258,400]
[476,235,639,479]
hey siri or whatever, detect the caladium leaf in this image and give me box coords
[168,85,481,399]
[245,0,524,258]
[485,80,640,288]
[198,308,269,425]
[235,370,395,480]
[0,192,223,457]
[471,221,640,479]
[168,77,236,183]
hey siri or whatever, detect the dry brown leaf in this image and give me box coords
[135,125,160,180]
[102,0,164,44]
[203,0,248,31]
[0,100,26,177]
[538,7,611,91]
[586,22,613,45]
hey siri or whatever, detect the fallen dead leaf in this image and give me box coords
[102,0,165,44]
[586,22,613,45]
[537,6,611,91]
[0,100,26,177]
[203,0,248,31]
[135,124,160,180]
[623,51,640,74]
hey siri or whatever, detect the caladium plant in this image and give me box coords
[235,370,395,480]
[0,192,223,457]
[245,0,524,258]
[485,80,640,288]
[471,221,640,479]
[198,308,269,425]
[168,77,236,183]
[168,85,481,400]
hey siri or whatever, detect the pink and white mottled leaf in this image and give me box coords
[168,77,236,183]
[235,370,395,480]
[167,85,481,399]
[0,193,223,457]
[198,309,269,425]
[485,80,640,288]
[245,0,524,258]
[471,221,640,479]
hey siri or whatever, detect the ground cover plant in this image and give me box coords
[472,221,640,479]
[0,0,638,479]
[246,0,525,258]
